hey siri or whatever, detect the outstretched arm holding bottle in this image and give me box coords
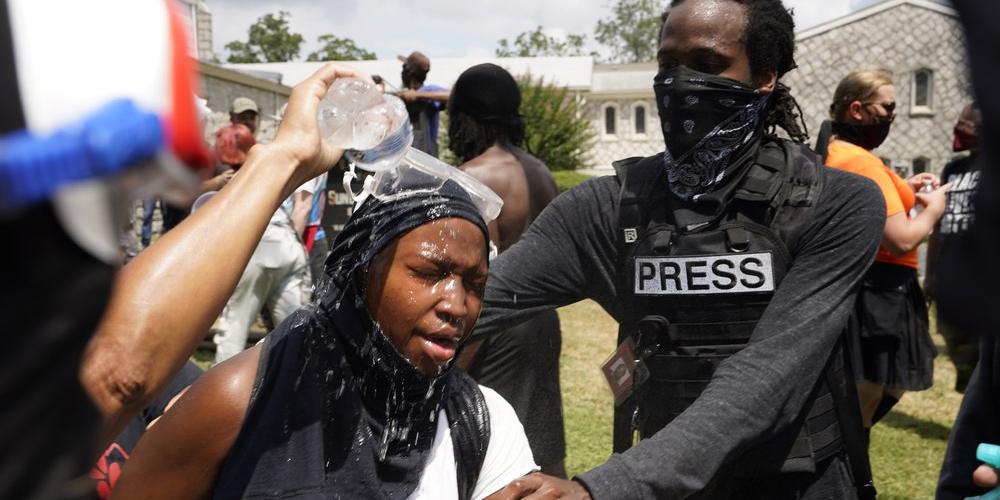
[80,63,369,448]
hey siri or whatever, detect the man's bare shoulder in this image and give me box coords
[459,148,523,194]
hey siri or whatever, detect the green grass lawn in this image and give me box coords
[556,300,962,499]
[552,170,594,193]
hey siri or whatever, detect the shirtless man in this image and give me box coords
[449,63,566,477]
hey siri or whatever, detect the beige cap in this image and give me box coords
[230,97,259,114]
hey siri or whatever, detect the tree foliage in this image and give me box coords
[594,0,666,63]
[306,34,377,62]
[517,74,595,171]
[225,11,304,63]
[496,26,593,58]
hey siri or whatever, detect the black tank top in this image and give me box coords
[213,298,490,500]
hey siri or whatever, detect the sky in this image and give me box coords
[204,0,905,61]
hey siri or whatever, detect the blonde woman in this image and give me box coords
[824,70,949,430]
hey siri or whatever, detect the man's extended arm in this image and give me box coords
[398,89,450,104]
[577,171,885,499]
[472,176,624,339]
[80,63,367,448]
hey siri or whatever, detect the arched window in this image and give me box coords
[913,156,931,175]
[604,106,617,135]
[912,69,934,112]
[634,105,646,135]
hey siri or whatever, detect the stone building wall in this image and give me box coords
[175,0,215,62]
[585,97,663,170]
[195,2,215,62]
[783,3,971,176]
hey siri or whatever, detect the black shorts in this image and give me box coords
[467,310,565,467]
[847,262,937,390]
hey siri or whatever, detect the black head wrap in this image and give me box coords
[214,180,489,499]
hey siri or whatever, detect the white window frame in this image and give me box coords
[632,101,648,138]
[601,103,619,140]
[910,68,934,117]
[912,156,931,175]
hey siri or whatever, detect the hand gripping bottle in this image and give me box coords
[316,77,413,172]
[967,444,1000,500]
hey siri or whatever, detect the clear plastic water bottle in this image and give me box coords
[317,77,413,171]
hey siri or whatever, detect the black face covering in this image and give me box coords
[654,66,770,200]
[214,181,490,500]
[832,118,893,151]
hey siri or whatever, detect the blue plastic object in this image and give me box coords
[0,99,163,214]
[966,444,1000,500]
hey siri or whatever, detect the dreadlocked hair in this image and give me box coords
[667,0,810,142]
[447,110,525,163]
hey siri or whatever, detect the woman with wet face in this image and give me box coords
[110,176,537,499]
[825,70,950,432]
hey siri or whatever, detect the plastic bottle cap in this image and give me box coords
[977,443,1000,467]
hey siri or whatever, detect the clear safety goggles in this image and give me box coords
[343,147,503,225]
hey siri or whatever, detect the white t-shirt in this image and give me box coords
[408,386,538,500]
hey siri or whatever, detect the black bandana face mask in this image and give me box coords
[832,116,893,151]
[654,66,770,200]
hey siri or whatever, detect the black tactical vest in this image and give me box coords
[612,139,845,477]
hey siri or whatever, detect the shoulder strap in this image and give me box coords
[611,154,664,454]
[445,369,491,500]
[614,154,665,254]
[826,339,878,500]
[759,140,827,254]
[814,120,835,163]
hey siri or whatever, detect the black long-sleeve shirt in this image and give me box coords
[472,163,884,499]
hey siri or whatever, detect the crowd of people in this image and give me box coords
[3,0,1000,499]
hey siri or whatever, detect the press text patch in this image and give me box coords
[634,253,775,295]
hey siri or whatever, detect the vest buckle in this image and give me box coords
[637,315,672,356]
[725,227,751,253]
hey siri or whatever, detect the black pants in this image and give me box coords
[467,310,566,468]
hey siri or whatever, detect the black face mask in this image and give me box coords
[832,117,893,151]
[654,66,770,200]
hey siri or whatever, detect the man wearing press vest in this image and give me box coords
[479,1,885,498]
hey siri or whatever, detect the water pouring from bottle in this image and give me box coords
[317,77,413,173]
